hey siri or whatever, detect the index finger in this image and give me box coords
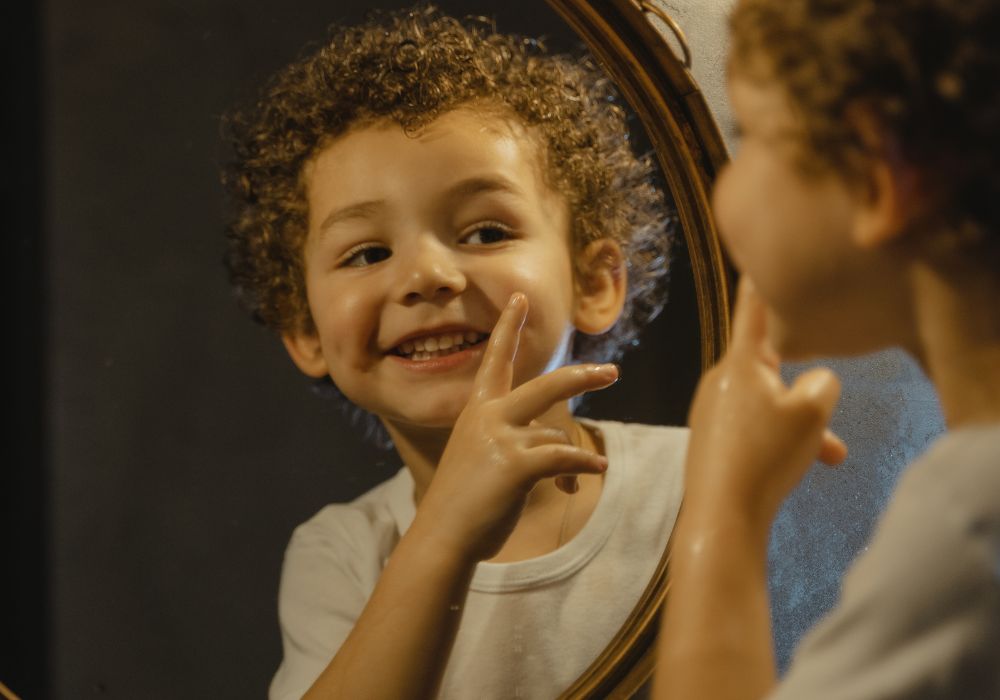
[729,276,778,367]
[504,363,619,424]
[472,292,528,400]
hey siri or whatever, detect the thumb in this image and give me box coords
[818,428,848,466]
[787,366,841,428]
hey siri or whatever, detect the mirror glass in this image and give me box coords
[13,0,729,697]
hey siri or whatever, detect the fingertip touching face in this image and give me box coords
[713,75,913,359]
[285,108,600,432]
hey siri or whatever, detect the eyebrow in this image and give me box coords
[316,175,525,236]
[317,200,384,234]
[444,174,524,201]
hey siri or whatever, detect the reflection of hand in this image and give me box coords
[683,277,847,527]
[303,295,616,699]
[414,292,618,563]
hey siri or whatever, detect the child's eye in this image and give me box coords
[341,244,391,268]
[462,223,513,246]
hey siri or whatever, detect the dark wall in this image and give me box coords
[19,2,701,698]
[5,0,48,695]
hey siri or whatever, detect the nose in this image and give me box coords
[396,233,467,303]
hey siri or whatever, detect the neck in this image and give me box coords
[382,400,582,504]
[911,256,1000,427]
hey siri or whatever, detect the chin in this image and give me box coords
[768,313,889,361]
[396,400,469,431]
[768,325,812,361]
[766,308,836,361]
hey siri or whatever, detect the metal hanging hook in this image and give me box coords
[633,1,692,69]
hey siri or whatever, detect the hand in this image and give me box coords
[683,277,847,528]
[412,292,619,563]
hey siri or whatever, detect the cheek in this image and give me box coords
[712,162,754,268]
[712,156,799,288]
[519,270,577,370]
[517,258,576,330]
[472,256,574,372]
[307,276,379,358]
[474,247,574,310]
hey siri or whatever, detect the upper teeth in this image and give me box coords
[398,331,484,357]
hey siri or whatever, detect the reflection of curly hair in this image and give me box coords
[223,4,673,366]
[729,0,1000,254]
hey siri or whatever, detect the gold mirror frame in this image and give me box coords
[544,0,735,696]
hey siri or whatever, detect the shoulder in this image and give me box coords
[910,425,1000,520]
[280,468,412,596]
[847,426,1000,614]
[870,426,1000,590]
[586,419,687,532]
[586,419,688,452]
[772,427,1000,699]
[587,419,688,476]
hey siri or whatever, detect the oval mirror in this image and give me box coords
[10,0,733,698]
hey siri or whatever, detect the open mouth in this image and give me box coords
[392,331,489,361]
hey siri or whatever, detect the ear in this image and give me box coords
[281,328,329,378]
[573,238,627,335]
[852,157,913,249]
[849,108,920,249]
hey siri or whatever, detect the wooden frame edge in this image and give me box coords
[544,0,735,696]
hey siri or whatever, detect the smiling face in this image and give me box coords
[282,108,612,432]
[713,76,914,359]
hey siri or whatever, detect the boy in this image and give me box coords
[223,6,684,699]
[654,0,1000,697]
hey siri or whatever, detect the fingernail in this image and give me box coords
[596,363,620,383]
[596,456,609,472]
[507,292,524,308]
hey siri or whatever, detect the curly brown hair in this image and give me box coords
[223,4,674,368]
[728,0,1000,255]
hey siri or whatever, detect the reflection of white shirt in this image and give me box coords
[771,425,1000,699]
[269,420,687,700]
